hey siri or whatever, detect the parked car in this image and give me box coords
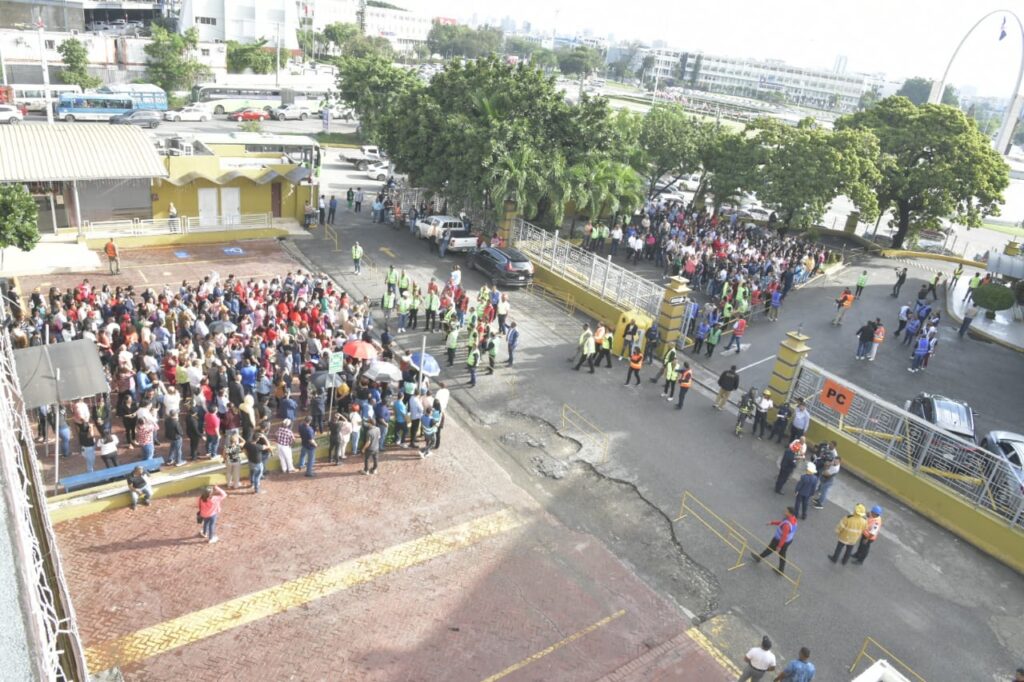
[980,431,1024,510]
[469,246,534,286]
[903,392,979,474]
[272,103,315,121]
[366,161,389,182]
[228,108,269,122]
[905,393,977,443]
[416,215,464,240]
[0,104,24,124]
[109,110,161,128]
[164,105,211,122]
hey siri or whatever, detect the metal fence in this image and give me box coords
[83,212,271,237]
[0,296,88,680]
[791,360,1024,529]
[509,218,666,317]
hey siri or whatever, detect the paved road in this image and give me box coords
[19,110,335,139]
[289,201,1024,681]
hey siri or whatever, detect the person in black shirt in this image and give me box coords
[246,427,270,493]
[125,466,152,510]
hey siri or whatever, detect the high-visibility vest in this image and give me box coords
[398,297,410,314]
[841,294,852,308]
[603,333,613,350]
[466,349,479,367]
[665,364,679,382]
[399,274,409,289]
[733,319,747,336]
[629,352,643,370]
[104,242,117,257]
[663,347,676,365]
[386,270,397,284]
[446,330,459,349]
[863,516,882,541]
[678,369,693,388]
[351,245,363,259]
[873,326,885,344]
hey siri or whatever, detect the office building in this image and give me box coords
[179,0,301,50]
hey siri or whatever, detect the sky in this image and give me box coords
[402,0,1024,98]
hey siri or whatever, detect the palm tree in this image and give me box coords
[486,146,546,221]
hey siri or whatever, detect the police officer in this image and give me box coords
[675,362,693,410]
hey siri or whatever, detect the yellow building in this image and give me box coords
[152,133,319,225]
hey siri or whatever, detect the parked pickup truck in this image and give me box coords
[340,145,386,170]
[415,215,478,252]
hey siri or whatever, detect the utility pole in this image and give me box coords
[37,16,53,124]
[275,21,281,86]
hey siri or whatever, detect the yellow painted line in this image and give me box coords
[481,609,626,682]
[685,627,743,676]
[85,508,522,672]
[379,246,397,258]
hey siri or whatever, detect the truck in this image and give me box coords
[415,215,478,253]
[340,145,386,170]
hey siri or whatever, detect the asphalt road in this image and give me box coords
[18,110,334,139]
[286,190,1024,681]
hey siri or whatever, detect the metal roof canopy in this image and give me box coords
[0,124,168,183]
[13,340,109,410]
[986,251,1024,280]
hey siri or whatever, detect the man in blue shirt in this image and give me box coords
[297,416,317,477]
[773,646,814,681]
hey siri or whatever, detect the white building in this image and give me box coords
[0,27,226,84]
[363,5,432,54]
[179,0,300,50]
[302,0,359,32]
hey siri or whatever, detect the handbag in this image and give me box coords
[196,511,202,524]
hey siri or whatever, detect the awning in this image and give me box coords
[986,251,1024,280]
[162,166,312,187]
[13,340,109,409]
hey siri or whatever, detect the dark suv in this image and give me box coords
[109,110,161,128]
[469,246,534,286]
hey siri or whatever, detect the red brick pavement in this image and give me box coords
[55,415,734,681]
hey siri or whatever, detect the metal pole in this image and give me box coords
[275,22,281,87]
[38,24,53,125]
[0,40,8,85]
[415,334,426,394]
[52,368,60,494]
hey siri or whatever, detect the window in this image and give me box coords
[196,16,217,25]
[201,49,210,56]
[45,40,56,49]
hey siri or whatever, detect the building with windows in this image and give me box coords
[362,5,432,54]
[179,0,301,50]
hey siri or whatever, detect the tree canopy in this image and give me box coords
[426,23,503,59]
[57,38,101,89]
[896,77,958,107]
[144,26,210,92]
[836,96,1008,248]
[336,53,420,141]
[0,184,40,269]
[556,46,604,77]
[226,40,273,74]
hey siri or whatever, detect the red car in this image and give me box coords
[228,108,269,122]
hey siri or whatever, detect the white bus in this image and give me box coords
[11,84,82,112]
[191,83,332,115]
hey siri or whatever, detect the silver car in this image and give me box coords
[980,431,1024,511]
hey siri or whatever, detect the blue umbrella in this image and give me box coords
[410,351,441,377]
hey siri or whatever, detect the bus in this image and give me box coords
[10,84,82,112]
[57,93,135,121]
[97,83,168,111]
[190,83,333,115]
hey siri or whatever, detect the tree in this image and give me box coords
[427,23,503,59]
[746,118,881,230]
[0,184,40,270]
[504,36,539,59]
[896,77,958,107]
[557,46,604,78]
[57,38,101,89]
[323,22,360,52]
[638,105,709,196]
[336,52,420,141]
[529,48,558,72]
[609,42,640,82]
[835,96,1009,249]
[226,40,273,74]
[144,26,210,92]
[700,128,761,210]
[638,54,654,84]
[971,283,1014,319]
[858,86,881,111]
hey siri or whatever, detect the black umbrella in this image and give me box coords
[311,371,346,390]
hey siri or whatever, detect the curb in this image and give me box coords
[942,284,1023,354]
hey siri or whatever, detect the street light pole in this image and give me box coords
[37,19,53,125]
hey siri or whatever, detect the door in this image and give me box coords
[198,188,219,226]
[270,183,282,218]
[220,187,241,225]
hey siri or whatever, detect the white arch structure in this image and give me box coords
[928,10,1024,155]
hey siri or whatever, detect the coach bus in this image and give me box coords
[56,93,135,121]
[96,83,168,111]
[9,83,82,112]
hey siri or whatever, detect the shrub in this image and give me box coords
[971,283,1014,312]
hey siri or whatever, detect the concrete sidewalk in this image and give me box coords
[946,277,1023,352]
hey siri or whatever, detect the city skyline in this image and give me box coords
[402,0,1023,98]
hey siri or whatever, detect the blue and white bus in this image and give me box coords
[57,93,135,121]
[97,84,168,111]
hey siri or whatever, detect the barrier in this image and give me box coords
[324,224,341,252]
[83,213,271,237]
[848,637,925,682]
[560,404,609,464]
[525,280,576,316]
[673,490,802,604]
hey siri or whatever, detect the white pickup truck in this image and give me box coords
[415,215,479,253]
[340,145,386,170]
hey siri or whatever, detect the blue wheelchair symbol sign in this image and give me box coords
[223,247,245,256]
[174,251,190,259]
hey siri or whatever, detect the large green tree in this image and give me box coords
[57,38,101,89]
[699,127,762,211]
[0,185,40,270]
[226,40,273,74]
[896,77,958,106]
[556,46,604,77]
[427,23,503,59]
[746,118,881,229]
[835,96,1009,248]
[144,26,210,92]
[504,36,539,59]
[637,105,711,196]
[336,52,420,140]
[609,41,640,82]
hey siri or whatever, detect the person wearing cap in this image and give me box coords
[751,507,798,576]
[793,462,818,520]
[752,389,774,439]
[737,635,777,681]
[829,504,868,565]
[852,506,883,565]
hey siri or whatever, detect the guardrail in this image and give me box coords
[324,224,341,252]
[848,637,925,682]
[525,280,576,316]
[561,404,609,464]
[510,218,665,317]
[83,213,272,237]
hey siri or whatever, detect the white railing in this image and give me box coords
[0,296,88,680]
[83,213,271,237]
[509,217,666,317]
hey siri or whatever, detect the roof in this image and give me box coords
[0,124,168,183]
[13,339,110,409]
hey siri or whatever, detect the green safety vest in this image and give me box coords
[603,333,613,350]
[663,347,676,365]
[467,349,479,367]
[857,273,868,287]
[399,274,410,289]
[382,292,394,309]
[665,364,679,382]
[468,330,479,349]
[708,328,722,345]
[351,245,363,259]
[386,270,398,284]
[446,329,459,349]
[487,339,497,357]
[426,294,440,311]
[467,312,478,329]
[412,295,422,310]
[398,297,410,314]
[722,302,733,318]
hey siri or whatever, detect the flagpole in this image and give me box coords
[415,335,426,394]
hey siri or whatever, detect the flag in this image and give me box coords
[1000,17,1007,41]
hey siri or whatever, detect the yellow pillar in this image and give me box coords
[497,200,517,243]
[767,331,812,405]
[657,276,692,356]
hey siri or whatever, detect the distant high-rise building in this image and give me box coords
[833,55,848,75]
[521,20,531,34]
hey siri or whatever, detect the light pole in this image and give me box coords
[36,17,54,125]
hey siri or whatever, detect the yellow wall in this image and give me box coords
[533,262,631,329]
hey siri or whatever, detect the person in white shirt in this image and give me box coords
[450,265,462,289]
[738,636,776,681]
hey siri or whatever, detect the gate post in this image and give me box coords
[497,200,517,244]
[657,276,691,355]
[767,331,812,404]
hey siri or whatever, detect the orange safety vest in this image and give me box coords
[678,369,693,388]
[629,352,643,370]
[873,326,885,344]
[104,242,117,257]
[593,326,606,345]
[841,294,852,308]
[863,516,882,541]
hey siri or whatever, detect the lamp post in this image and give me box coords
[36,17,54,124]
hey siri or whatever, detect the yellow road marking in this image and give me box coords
[379,246,397,258]
[85,508,522,672]
[481,609,626,682]
[685,627,742,676]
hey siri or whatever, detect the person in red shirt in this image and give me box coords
[204,409,220,458]
[197,485,227,543]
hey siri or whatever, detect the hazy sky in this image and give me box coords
[403,0,1023,97]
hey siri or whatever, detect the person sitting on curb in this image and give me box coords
[126,465,152,510]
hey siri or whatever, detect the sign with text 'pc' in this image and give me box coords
[819,379,855,416]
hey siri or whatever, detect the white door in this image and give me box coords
[220,187,241,225]
[198,188,219,226]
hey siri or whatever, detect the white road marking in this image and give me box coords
[737,355,776,373]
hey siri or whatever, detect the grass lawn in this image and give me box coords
[981,221,1024,238]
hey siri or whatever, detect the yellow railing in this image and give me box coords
[848,637,926,682]
[526,280,576,316]
[560,404,609,464]
[323,224,341,252]
[673,490,803,604]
